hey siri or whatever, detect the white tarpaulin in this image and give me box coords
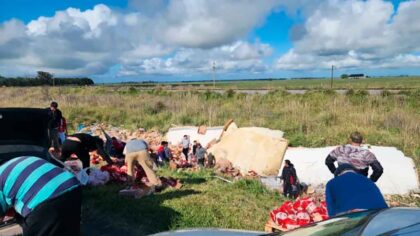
[166,126,224,147]
[281,146,419,195]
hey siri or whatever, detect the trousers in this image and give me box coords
[125,150,161,186]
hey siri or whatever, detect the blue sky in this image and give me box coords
[0,0,419,83]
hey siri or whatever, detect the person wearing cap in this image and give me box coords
[325,131,383,182]
[47,101,62,151]
[0,156,81,235]
[325,164,388,217]
[61,133,113,168]
[123,139,162,188]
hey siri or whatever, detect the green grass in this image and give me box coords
[0,85,419,168]
[81,168,283,235]
[0,83,419,234]
[113,76,420,90]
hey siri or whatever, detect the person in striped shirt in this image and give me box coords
[0,156,81,236]
[325,131,384,182]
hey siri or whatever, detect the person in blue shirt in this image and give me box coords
[325,164,388,217]
[0,156,81,236]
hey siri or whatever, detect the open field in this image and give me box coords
[1,85,418,166]
[0,84,419,234]
[114,77,420,90]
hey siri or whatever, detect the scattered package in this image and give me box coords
[270,197,328,231]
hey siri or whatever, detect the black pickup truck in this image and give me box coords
[0,108,54,235]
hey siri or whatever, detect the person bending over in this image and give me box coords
[326,164,387,217]
[61,133,113,168]
[0,156,81,235]
[124,139,162,188]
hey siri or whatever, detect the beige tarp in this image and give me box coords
[208,123,288,176]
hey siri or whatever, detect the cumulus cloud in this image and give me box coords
[118,41,272,76]
[1,0,419,78]
[276,0,420,70]
[0,1,278,77]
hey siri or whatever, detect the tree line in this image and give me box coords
[0,71,94,87]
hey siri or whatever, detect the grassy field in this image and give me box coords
[0,85,418,166]
[82,169,283,235]
[117,76,420,90]
[0,83,419,234]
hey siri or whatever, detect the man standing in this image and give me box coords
[326,164,387,217]
[325,131,383,182]
[182,135,190,162]
[192,140,198,156]
[0,156,81,235]
[47,101,62,151]
[195,143,207,167]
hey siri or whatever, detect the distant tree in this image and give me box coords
[37,71,53,84]
[0,72,94,87]
[341,74,349,79]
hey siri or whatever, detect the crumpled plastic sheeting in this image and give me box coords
[282,146,419,195]
[88,168,110,186]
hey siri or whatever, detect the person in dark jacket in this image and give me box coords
[192,140,198,156]
[280,160,298,198]
[325,131,383,182]
[47,101,62,151]
[326,164,387,217]
[61,133,113,168]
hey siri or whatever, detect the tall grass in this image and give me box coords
[0,86,419,167]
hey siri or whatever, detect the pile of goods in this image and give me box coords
[214,158,259,179]
[79,124,163,151]
[269,197,329,230]
[100,163,182,190]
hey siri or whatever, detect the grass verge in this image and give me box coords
[81,168,284,235]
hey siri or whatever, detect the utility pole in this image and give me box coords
[330,65,334,89]
[212,61,216,89]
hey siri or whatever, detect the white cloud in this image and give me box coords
[0,1,278,77]
[118,41,272,76]
[1,0,419,78]
[160,0,278,48]
[276,0,420,70]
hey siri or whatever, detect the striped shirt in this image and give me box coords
[329,144,377,170]
[0,156,80,217]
